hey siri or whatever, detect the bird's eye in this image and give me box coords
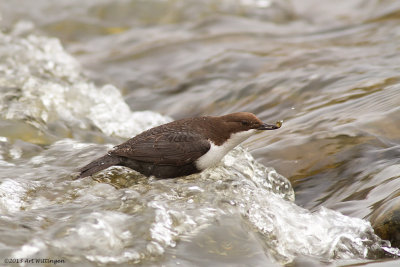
[241,121,250,126]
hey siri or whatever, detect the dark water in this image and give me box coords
[1,0,400,266]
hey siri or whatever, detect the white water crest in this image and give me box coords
[0,29,169,140]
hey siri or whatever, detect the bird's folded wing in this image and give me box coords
[109,130,210,166]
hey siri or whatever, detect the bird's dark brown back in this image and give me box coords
[109,118,211,166]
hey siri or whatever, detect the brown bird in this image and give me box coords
[78,112,281,179]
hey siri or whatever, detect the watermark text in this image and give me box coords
[4,258,65,265]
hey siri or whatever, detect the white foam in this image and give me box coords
[0,32,171,138]
[0,179,26,213]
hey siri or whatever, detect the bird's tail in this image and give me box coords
[77,154,121,179]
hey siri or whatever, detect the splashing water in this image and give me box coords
[0,31,169,141]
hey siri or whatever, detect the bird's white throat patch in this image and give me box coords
[195,129,257,170]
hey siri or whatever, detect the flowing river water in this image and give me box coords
[1,0,400,266]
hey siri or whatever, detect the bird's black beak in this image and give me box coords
[257,121,282,130]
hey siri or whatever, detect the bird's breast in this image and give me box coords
[195,129,256,170]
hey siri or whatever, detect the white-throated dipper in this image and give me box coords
[78,112,281,179]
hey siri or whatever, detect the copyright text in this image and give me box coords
[4,258,65,265]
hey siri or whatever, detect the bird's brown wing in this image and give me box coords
[109,126,211,166]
